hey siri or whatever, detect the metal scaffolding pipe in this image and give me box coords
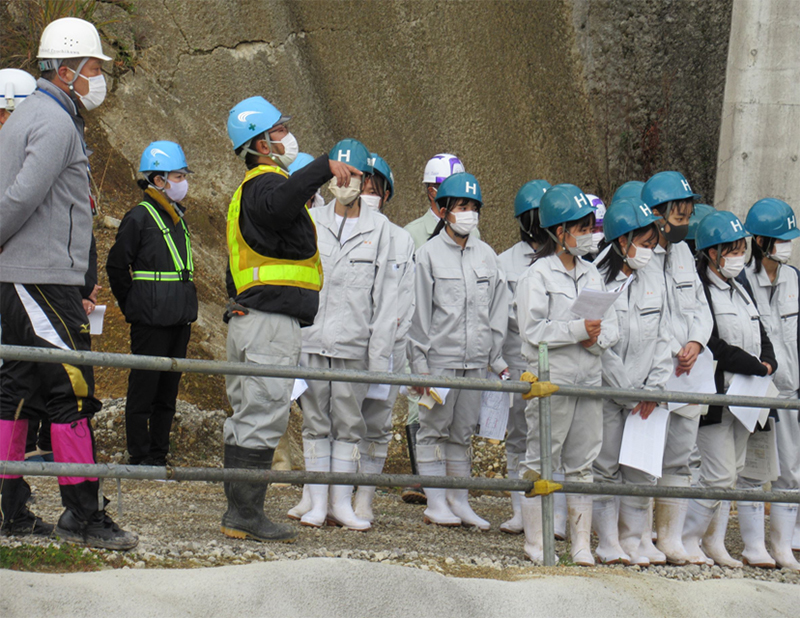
[1,344,798,409]
[2,462,797,504]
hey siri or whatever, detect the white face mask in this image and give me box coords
[590,232,604,254]
[269,132,299,168]
[75,73,107,111]
[312,191,325,209]
[360,194,382,212]
[164,178,188,203]
[770,242,793,264]
[449,210,479,236]
[329,175,361,206]
[719,254,746,279]
[567,232,593,257]
[625,244,652,270]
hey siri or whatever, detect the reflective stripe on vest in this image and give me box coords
[227,165,323,294]
[131,201,194,282]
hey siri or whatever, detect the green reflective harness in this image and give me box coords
[131,201,194,282]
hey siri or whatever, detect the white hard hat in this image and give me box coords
[37,17,111,70]
[423,153,465,184]
[586,194,607,222]
[0,69,37,111]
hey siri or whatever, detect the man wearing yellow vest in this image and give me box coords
[222,96,360,542]
[107,141,197,466]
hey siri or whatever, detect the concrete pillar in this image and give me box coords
[714,0,800,223]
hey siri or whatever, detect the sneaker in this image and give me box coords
[55,509,139,550]
[0,507,54,537]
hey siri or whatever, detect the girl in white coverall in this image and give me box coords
[290,139,396,532]
[682,211,778,567]
[514,183,619,565]
[592,197,672,566]
[409,172,509,530]
[742,198,800,571]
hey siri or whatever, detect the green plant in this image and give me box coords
[0,543,103,573]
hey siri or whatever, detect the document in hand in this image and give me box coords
[569,275,634,320]
[88,304,107,335]
[618,406,670,478]
[477,373,510,440]
[291,379,308,402]
[741,418,780,482]
[727,373,778,432]
[366,382,391,401]
[665,347,717,414]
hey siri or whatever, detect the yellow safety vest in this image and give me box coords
[227,165,323,294]
[132,201,194,282]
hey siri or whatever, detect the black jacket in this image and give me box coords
[225,155,332,325]
[106,188,198,327]
[700,278,778,427]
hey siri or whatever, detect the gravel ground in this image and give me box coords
[3,399,798,585]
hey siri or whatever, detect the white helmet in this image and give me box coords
[423,153,465,184]
[38,17,111,71]
[0,69,37,111]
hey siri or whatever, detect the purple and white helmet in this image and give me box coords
[423,153,465,184]
[586,194,606,223]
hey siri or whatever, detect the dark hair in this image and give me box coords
[367,173,386,200]
[696,239,746,286]
[652,199,694,219]
[40,56,84,81]
[596,223,659,284]
[519,209,547,246]
[748,236,776,275]
[533,212,596,262]
[429,197,478,240]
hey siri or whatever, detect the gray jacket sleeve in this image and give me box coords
[368,221,398,372]
[395,237,416,344]
[409,248,435,374]
[488,256,509,373]
[688,273,714,349]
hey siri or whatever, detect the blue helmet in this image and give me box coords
[329,138,371,174]
[227,96,290,151]
[139,141,190,173]
[642,171,700,209]
[435,172,483,208]
[288,152,315,175]
[612,181,644,203]
[369,153,395,200]
[514,180,552,217]
[745,198,800,241]
[695,211,750,251]
[687,203,716,241]
[602,198,659,242]
[538,184,595,229]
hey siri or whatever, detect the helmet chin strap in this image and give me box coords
[545,228,570,256]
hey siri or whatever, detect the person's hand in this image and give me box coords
[762,362,774,375]
[411,386,430,396]
[89,284,101,304]
[632,400,657,419]
[675,341,702,376]
[584,319,601,339]
[82,299,95,315]
[498,368,510,380]
[580,336,598,348]
[329,160,363,187]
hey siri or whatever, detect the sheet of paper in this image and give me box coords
[618,406,670,478]
[418,386,450,409]
[365,382,391,401]
[477,373,510,440]
[665,347,717,412]
[88,304,106,335]
[569,276,633,320]
[291,379,308,402]
[727,373,775,432]
[741,418,780,482]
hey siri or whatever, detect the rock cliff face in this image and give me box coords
[8,0,734,361]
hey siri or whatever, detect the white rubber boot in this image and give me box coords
[592,497,630,565]
[567,494,594,566]
[793,504,800,552]
[417,444,460,527]
[618,502,650,566]
[327,441,370,531]
[500,452,523,534]
[654,498,691,565]
[770,504,800,571]
[682,500,714,565]
[701,500,742,568]
[639,501,667,565]
[287,485,311,521]
[553,471,567,540]
[521,495,549,564]
[297,438,330,528]
[354,442,388,523]
[445,446,490,531]
[738,502,776,568]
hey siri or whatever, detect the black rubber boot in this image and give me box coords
[0,478,54,537]
[401,423,427,505]
[221,444,297,543]
[55,481,138,550]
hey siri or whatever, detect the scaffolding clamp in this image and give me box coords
[520,371,559,399]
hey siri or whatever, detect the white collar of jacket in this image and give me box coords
[439,227,476,250]
[424,207,440,228]
[751,262,785,289]
[315,198,378,238]
[707,268,731,291]
[550,252,592,280]
[36,77,78,116]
